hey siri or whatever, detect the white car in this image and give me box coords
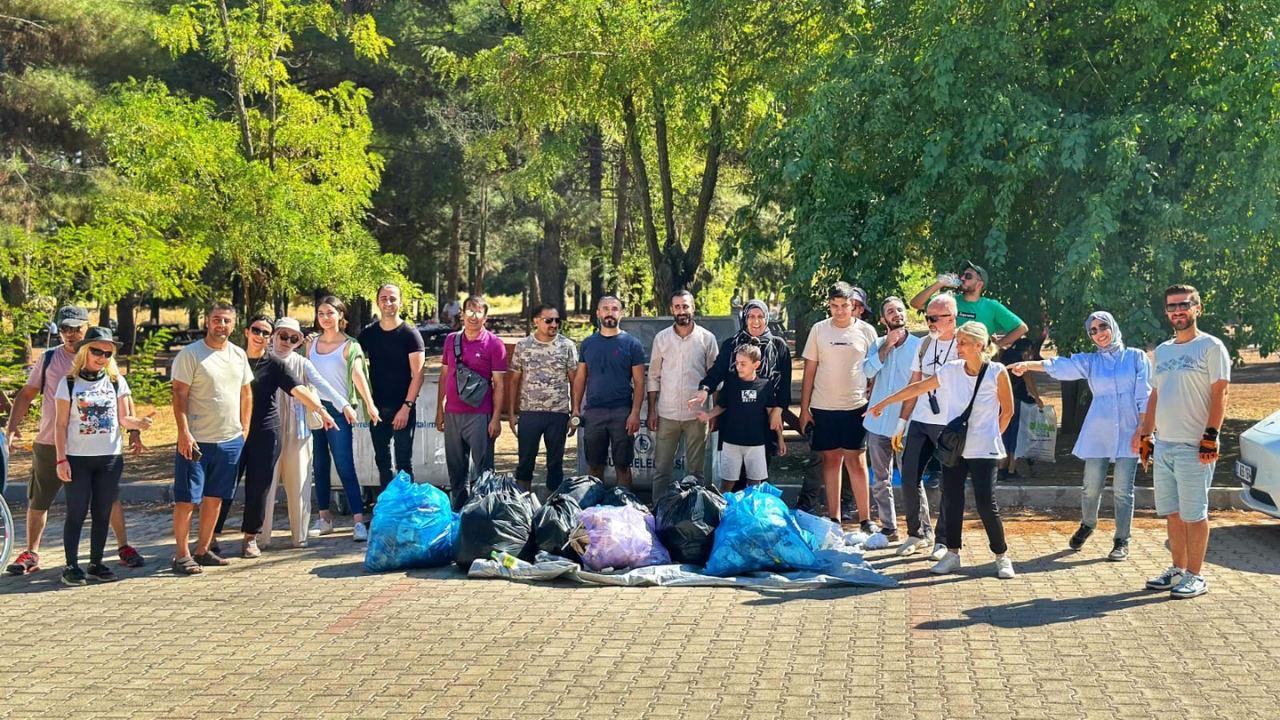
[1237,409,1280,519]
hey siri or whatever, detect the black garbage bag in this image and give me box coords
[653,477,728,565]
[595,486,650,514]
[553,475,607,508]
[533,494,583,559]
[455,472,541,567]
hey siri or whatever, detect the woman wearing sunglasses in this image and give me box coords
[52,328,154,585]
[305,296,379,540]
[1009,311,1152,561]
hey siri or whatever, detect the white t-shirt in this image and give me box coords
[909,335,959,424]
[1153,333,1231,444]
[171,340,253,443]
[934,360,1007,460]
[802,317,878,410]
[54,374,131,457]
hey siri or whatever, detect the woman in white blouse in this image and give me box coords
[870,322,1016,579]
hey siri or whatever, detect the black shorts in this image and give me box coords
[583,406,635,468]
[809,407,868,452]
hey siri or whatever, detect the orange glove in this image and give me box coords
[1199,428,1219,464]
[1138,435,1154,468]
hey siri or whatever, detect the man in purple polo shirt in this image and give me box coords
[436,295,507,510]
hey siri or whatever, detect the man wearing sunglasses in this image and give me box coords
[437,295,507,509]
[910,260,1028,350]
[1133,284,1230,599]
[647,290,718,497]
[508,304,577,493]
[6,306,147,576]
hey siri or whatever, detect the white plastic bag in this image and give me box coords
[1017,404,1057,462]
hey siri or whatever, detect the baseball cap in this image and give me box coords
[56,306,90,328]
[961,261,989,284]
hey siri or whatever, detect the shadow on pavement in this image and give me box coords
[1205,523,1280,575]
[916,589,1167,630]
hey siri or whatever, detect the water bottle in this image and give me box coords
[490,550,518,569]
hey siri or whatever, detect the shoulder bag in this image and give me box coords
[453,333,489,408]
[934,362,989,468]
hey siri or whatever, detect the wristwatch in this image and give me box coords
[569,415,581,428]
[403,400,413,408]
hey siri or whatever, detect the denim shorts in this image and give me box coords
[174,436,246,504]
[1152,439,1213,522]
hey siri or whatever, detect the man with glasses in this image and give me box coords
[359,283,426,506]
[910,260,1028,349]
[1135,284,1230,599]
[436,295,507,510]
[508,304,577,494]
[799,282,880,532]
[6,307,146,575]
[647,290,718,497]
[893,295,960,557]
[573,296,646,488]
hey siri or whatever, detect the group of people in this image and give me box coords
[3,266,1232,598]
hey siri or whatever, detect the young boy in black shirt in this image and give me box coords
[695,344,786,492]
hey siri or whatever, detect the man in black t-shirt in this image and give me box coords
[358,284,426,505]
[694,344,786,492]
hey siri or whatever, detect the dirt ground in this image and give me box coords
[5,344,1275,489]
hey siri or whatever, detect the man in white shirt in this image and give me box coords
[799,282,880,533]
[647,290,718,498]
[861,297,923,543]
[1135,284,1230,599]
[895,294,960,557]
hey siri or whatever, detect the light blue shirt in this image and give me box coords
[862,332,924,437]
[1041,348,1152,459]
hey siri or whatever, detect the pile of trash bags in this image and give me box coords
[455,472,542,567]
[528,476,668,572]
[365,472,458,572]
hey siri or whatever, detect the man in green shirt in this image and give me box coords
[910,260,1028,350]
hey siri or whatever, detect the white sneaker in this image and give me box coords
[996,556,1015,579]
[930,552,961,575]
[1170,573,1207,599]
[896,537,927,556]
[1145,566,1186,591]
[353,522,368,542]
[929,543,949,562]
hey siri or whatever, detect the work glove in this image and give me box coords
[1138,434,1154,469]
[1199,428,1219,464]
[891,418,908,454]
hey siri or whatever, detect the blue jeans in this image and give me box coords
[1081,457,1137,541]
[312,401,364,516]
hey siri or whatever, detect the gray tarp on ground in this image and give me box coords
[468,549,897,589]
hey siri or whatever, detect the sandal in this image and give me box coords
[172,557,203,575]
[193,551,229,567]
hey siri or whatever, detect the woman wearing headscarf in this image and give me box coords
[1009,311,1152,561]
[689,299,792,483]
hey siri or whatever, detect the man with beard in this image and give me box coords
[894,294,960,558]
[861,297,922,541]
[169,302,253,574]
[910,261,1028,349]
[1134,284,1230,599]
[573,296,646,488]
[508,304,577,494]
[689,299,793,490]
[647,290,718,497]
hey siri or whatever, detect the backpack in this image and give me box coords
[35,347,59,392]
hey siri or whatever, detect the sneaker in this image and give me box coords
[924,471,942,490]
[86,563,118,583]
[929,543,949,562]
[6,550,40,576]
[315,517,335,536]
[353,522,369,542]
[996,556,1016,579]
[61,566,87,586]
[1170,573,1208,599]
[1145,566,1187,591]
[930,552,961,575]
[896,536,927,556]
[1107,539,1130,562]
[881,529,900,543]
[840,502,857,524]
[117,545,145,568]
[293,539,308,549]
[1068,523,1095,551]
[242,538,261,559]
[860,519,880,536]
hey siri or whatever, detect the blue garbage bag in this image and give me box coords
[365,472,458,572]
[705,483,823,577]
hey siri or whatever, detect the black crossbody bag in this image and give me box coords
[453,333,489,408]
[934,362,988,468]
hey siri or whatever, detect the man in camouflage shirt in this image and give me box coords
[507,304,579,492]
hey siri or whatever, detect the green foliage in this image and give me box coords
[125,328,173,405]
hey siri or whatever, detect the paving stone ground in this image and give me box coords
[2,504,1279,720]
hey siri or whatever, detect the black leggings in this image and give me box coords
[240,433,282,536]
[942,457,1007,555]
[64,455,123,567]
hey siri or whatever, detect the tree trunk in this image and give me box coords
[446,201,462,303]
[538,215,566,318]
[653,93,679,256]
[215,0,254,161]
[118,292,139,355]
[231,273,246,317]
[685,104,723,290]
[587,127,604,311]
[612,147,629,272]
[474,184,489,296]
[149,297,161,324]
[98,303,111,328]
[622,94,671,309]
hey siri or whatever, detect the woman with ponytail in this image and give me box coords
[1009,311,1152,561]
[870,322,1016,579]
